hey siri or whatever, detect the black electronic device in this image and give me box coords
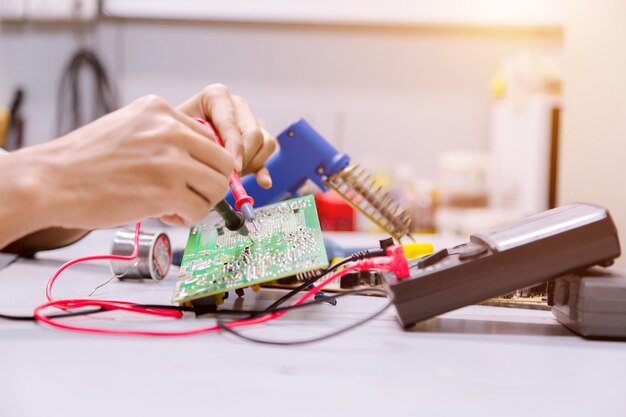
[383,203,621,328]
[550,267,626,338]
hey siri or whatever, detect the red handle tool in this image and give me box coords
[195,118,256,222]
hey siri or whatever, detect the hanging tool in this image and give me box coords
[226,119,412,242]
[3,88,25,151]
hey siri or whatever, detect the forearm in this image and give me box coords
[0,148,50,250]
[2,227,89,256]
[1,87,271,248]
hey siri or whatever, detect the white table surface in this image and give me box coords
[1,227,625,417]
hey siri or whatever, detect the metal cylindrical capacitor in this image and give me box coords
[110,229,172,281]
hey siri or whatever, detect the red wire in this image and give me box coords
[34,202,404,336]
[225,264,361,329]
[45,221,141,302]
[33,260,361,336]
[35,220,194,334]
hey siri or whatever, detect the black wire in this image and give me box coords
[212,248,392,345]
[1,287,389,346]
[218,289,393,346]
[0,286,377,322]
[263,257,353,312]
[138,288,392,345]
[262,247,387,312]
[57,48,118,136]
[1,248,390,344]
[138,288,383,317]
[0,308,105,322]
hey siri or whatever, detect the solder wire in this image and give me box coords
[44,222,142,302]
[35,222,188,328]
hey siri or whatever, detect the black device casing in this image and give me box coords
[550,267,626,338]
[384,204,621,329]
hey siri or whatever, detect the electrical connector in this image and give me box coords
[353,245,409,279]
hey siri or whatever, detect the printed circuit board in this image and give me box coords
[173,195,328,304]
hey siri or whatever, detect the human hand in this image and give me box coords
[177,84,277,189]
[27,95,235,229]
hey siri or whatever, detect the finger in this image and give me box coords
[232,95,263,169]
[254,167,273,189]
[183,157,231,207]
[177,187,215,226]
[171,124,235,178]
[136,95,218,144]
[243,128,278,175]
[160,214,186,227]
[168,107,219,143]
[199,85,244,171]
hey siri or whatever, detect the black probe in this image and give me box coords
[214,200,250,238]
[173,199,252,266]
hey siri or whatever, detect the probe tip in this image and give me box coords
[240,203,256,223]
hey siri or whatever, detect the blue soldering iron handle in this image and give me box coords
[226,119,350,208]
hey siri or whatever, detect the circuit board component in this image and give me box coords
[173,195,328,304]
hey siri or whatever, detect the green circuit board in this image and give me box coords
[173,195,328,304]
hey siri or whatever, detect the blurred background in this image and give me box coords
[0,0,623,263]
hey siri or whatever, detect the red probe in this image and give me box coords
[195,118,257,226]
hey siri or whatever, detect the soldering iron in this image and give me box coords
[226,119,412,242]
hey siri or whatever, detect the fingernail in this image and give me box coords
[261,173,272,189]
[236,155,243,172]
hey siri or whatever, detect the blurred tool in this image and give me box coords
[2,88,25,151]
[314,191,356,231]
[487,52,562,224]
[0,108,9,149]
[391,165,437,233]
[435,151,500,235]
[227,119,412,242]
[110,229,172,281]
[195,118,258,231]
[57,49,118,136]
[9,88,23,123]
[401,242,435,259]
[438,152,490,209]
[213,199,250,238]
[490,96,560,214]
[550,267,626,338]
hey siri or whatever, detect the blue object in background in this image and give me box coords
[173,119,354,268]
[226,119,350,208]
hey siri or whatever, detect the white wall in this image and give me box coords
[1,19,561,178]
[559,0,626,264]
